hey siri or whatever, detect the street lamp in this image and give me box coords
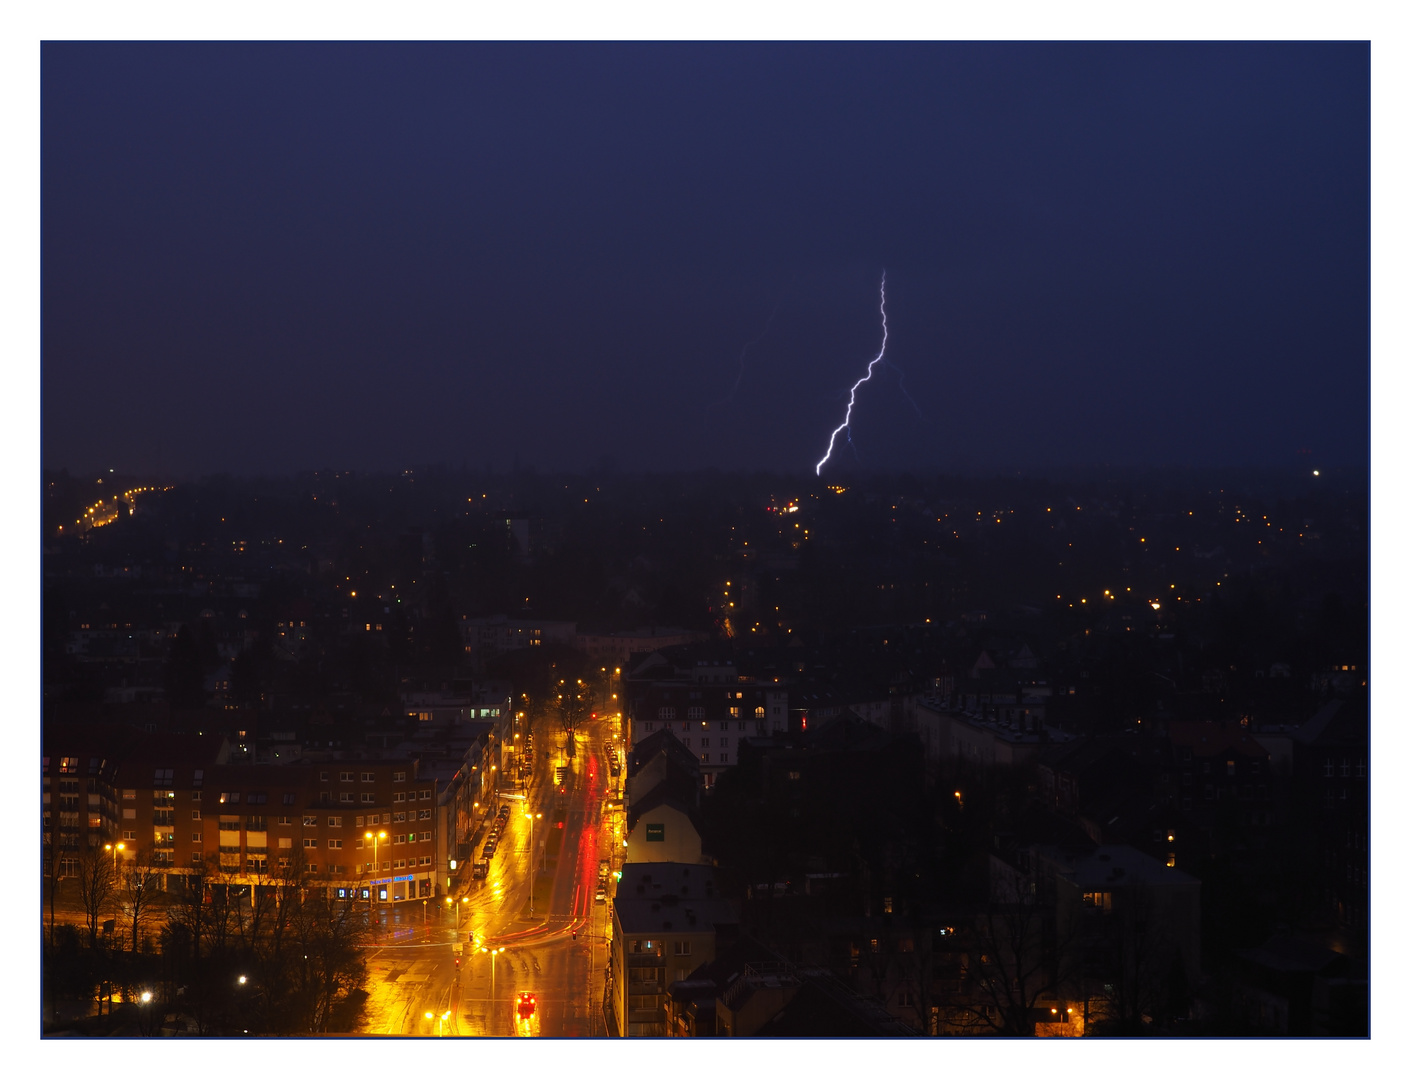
[480,944,506,1034]
[446,894,469,939]
[104,841,125,925]
[423,1005,451,1033]
[523,811,543,917]
[365,830,387,925]
[425,1008,452,1036]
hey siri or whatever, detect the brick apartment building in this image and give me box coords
[44,722,474,905]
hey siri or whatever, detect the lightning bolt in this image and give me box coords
[815,273,888,476]
[713,299,783,408]
[886,357,925,420]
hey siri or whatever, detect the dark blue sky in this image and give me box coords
[41,42,1369,477]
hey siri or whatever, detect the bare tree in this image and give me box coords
[199,857,245,957]
[44,836,62,946]
[75,844,116,950]
[168,856,216,963]
[943,901,1079,1036]
[118,847,162,952]
[556,678,596,755]
[1081,883,1192,1034]
[287,878,370,1032]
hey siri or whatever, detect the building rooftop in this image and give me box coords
[614,893,739,936]
[1049,843,1200,889]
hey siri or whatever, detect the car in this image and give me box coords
[594,889,607,903]
[516,992,536,1018]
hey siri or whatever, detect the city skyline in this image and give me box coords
[26,12,1394,1056]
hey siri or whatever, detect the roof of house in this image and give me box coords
[626,772,703,835]
[1049,843,1200,889]
[1293,696,1367,748]
[614,885,738,936]
[1168,720,1269,760]
[627,727,700,778]
[619,860,718,892]
[1237,933,1349,976]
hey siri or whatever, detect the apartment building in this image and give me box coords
[45,722,457,904]
[609,862,737,1036]
[626,659,788,788]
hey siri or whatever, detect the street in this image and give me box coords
[355,712,623,1035]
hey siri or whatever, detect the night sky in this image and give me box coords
[41,42,1369,478]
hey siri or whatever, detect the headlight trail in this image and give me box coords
[815,273,888,475]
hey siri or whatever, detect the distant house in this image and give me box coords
[625,792,707,865]
[915,696,1073,772]
[625,667,784,787]
[578,626,705,667]
[1166,720,1273,838]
